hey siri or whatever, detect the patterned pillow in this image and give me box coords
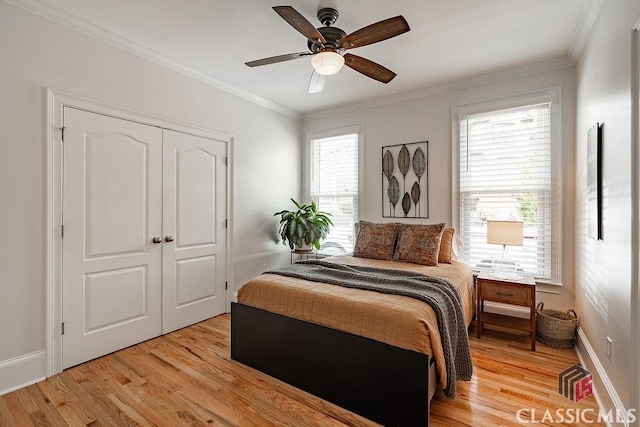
[438,228,455,264]
[353,221,400,260]
[394,223,446,266]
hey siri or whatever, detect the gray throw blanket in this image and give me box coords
[267,259,472,399]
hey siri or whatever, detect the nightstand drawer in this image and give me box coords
[482,281,531,305]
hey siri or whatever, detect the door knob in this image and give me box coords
[165,235,174,242]
[152,236,162,244]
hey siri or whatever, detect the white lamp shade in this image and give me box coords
[487,220,524,246]
[311,51,345,75]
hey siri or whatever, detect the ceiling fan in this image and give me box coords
[245,6,410,93]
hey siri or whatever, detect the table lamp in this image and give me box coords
[487,220,524,280]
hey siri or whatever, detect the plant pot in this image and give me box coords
[294,243,313,252]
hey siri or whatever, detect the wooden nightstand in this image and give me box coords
[476,271,537,350]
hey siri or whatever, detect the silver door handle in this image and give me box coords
[164,235,174,242]
[152,236,162,244]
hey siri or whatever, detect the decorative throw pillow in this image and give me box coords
[394,223,446,266]
[353,221,400,260]
[438,228,455,264]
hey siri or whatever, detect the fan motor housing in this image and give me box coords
[308,26,347,52]
[307,7,346,53]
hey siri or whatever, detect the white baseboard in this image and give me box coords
[0,350,47,396]
[575,327,630,427]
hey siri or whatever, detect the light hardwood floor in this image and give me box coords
[0,314,603,426]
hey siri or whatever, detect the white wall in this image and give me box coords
[0,2,301,392]
[303,67,577,310]
[574,0,640,422]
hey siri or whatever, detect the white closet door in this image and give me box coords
[162,129,227,334]
[62,107,163,369]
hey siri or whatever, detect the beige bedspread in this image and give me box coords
[237,255,474,389]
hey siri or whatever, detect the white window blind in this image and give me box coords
[309,132,359,255]
[458,102,555,279]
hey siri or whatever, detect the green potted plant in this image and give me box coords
[274,198,333,251]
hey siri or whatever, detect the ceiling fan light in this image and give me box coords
[311,51,345,75]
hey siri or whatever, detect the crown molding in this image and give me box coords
[2,0,302,120]
[567,0,603,63]
[303,56,573,121]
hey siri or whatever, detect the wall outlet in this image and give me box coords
[606,337,613,362]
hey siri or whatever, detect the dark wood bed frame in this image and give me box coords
[231,302,436,426]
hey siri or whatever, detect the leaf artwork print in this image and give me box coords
[412,146,426,216]
[398,145,410,193]
[383,150,396,216]
[382,150,394,181]
[382,141,428,218]
[401,192,411,217]
[412,147,426,178]
[388,176,400,216]
[411,181,420,218]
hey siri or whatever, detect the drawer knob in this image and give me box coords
[496,292,514,297]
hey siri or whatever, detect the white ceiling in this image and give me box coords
[11,0,597,116]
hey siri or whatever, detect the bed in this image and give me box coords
[231,222,474,427]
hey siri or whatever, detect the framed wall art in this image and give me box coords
[587,123,602,240]
[382,141,429,218]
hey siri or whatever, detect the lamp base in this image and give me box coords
[490,251,521,281]
[489,271,523,281]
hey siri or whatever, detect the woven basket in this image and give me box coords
[535,302,578,349]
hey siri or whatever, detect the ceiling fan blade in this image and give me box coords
[343,53,396,83]
[245,52,312,67]
[273,6,326,45]
[339,16,410,50]
[308,70,327,93]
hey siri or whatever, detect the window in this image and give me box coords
[454,91,561,281]
[307,128,360,255]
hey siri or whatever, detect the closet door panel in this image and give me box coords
[175,148,216,247]
[162,129,227,333]
[175,255,216,306]
[84,133,148,257]
[62,107,163,369]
